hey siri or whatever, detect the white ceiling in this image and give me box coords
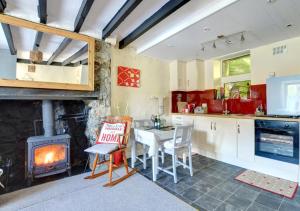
[0,0,300,62]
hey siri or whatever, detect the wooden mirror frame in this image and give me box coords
[0,14,95,91]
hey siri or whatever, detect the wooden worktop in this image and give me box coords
[171,112,300,122]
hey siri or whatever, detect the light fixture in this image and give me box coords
[212,42,216,48]
[203,27,210,32]
[225,39,232,45]
[267,0,276,3]
[240,33,245,42]
[201,45,205,51]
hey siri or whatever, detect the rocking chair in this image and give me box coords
[84,116,136,187]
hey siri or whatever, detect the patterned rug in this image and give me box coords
[235,170,298,199]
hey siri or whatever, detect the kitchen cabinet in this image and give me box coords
[193,117,236,159]
[169,60,186,91]
[213,118,237,159]
[237,119,255,162]
[186,60,204,91]
[169,60,204,91]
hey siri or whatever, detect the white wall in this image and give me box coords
[111,48,170,120]
[251,37,300,85]
[0,49,17,79]
[16,63,87,84]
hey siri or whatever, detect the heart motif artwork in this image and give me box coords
[117,66,140,88]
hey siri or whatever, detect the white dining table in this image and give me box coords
[131,127,174,181]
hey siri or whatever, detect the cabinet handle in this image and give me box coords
[214,122,216,131]
[237,124,240,134]
[210,122,213,130]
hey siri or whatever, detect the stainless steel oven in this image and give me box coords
[255,120,299,164]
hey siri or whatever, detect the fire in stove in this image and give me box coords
[26,100,71,185]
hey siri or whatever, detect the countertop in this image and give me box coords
[171,112,300,122]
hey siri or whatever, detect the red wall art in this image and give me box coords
[117,66,140,88]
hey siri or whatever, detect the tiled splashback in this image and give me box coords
[171,84,266,114]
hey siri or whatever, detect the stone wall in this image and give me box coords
[85,40,111,145]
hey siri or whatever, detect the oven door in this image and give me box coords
[255,127,299,164]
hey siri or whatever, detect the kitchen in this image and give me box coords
[1,0,300,210]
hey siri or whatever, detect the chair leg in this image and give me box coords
[188,147,193,176]
[91,154,99,176]
[172,153,177,183]
[143,144,147,169]
[161,150,165,165]
[108,154,113,183]
[123,151,129,174]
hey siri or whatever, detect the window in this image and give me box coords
[224,80,251,99]
[222,55,251,77]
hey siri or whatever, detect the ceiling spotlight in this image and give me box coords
[286,24,293,28]
[267,0,276,3]
[212,42,216,49]
[201,45,205,51]
[203,27,210,32]
[225,39,232,45]
[240,33,245,42]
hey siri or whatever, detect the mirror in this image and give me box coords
[0,14,95,91]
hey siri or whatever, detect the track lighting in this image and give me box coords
[212,42,216,48]
[241,33,245,42]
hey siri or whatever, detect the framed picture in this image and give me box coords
[117,66,140,88]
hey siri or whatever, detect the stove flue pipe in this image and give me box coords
[42,100,54,137]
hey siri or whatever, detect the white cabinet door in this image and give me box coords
[237,119,255,162]
[186,60,204,91]
[213,118,237,159]
[193,117,214,154]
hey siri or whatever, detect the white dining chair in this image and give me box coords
[0,168,4,188]
[133,120,153,169]
[159,125,193,183]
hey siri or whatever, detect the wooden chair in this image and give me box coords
[84,116,136,187]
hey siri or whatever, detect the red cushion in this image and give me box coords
[96,122,127,144]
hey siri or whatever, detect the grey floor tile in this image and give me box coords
[156,174,174,187]
[247,202,276,211]
[259,189,284,200]
[191,202,208,211]
[200,175,224,186]
[181,175,201,186]
[283,194,300,207]
[193,180,215,193]
[207,187,232,201]
[215,202,244,211]
[219,180,241,193]
[165,181,190,194]
[194,195,222,211]
[279,200,300,211]
[233,186,260,201]
[255,192,283,210]
[225,195,252,210]
[181,187,204,202]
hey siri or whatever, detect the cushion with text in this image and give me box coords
[96,122,127,144]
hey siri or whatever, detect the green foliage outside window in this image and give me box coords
[224,80,251,99]
[222,55,251,77]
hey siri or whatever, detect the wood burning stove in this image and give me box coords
[26,100,71,185]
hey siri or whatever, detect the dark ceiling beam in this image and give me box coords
[0,0,16,55]
[47,38,72,65]
[1,24,17,55]
[74,0,94,33]
[119,0,190,49]
[0,0,6,12]
[62,44,88,66]
[47,0,94,64]
[33,0,47,50]
[102,0,142,40]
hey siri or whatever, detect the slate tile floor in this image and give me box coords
[132,154,300,211]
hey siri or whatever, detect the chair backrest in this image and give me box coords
[133,119,153,128]
[172,125,193,148]
[105,116,133,145]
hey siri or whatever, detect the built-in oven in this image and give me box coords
[255,120,299,164]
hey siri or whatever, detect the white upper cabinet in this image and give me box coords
[169,60,204,91]
[186,60,205,91]
[169,60,186,91]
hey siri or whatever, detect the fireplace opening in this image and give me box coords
[34,144,66,166]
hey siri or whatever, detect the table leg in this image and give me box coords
[131,139,136,168]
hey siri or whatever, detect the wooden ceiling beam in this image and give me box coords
[47,0,94,64]
[119,0,190,49]
[102,0,142,40]
[62,44,88,66]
